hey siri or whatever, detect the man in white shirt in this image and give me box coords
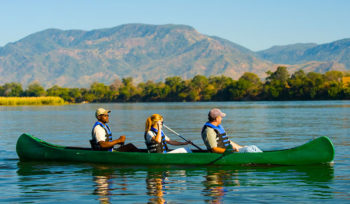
[91,108,126,151]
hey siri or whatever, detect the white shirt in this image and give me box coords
[146,130,192,153]
[146,130,170,143]
[93,125,108,142]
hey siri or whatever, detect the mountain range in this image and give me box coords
[257,39,350,73]
[0,24,348,87]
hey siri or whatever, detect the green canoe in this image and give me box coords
[16,133,334,166]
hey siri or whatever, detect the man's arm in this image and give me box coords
[166,140,190,146]
[98,135,126,149]
[204,128,240,153]
[94,126,126,149]
[211,143,241,153]
[211,146,226,153]
[212,141,241,153]
[164,134,190,146]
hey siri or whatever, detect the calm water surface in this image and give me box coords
[0,101,349,203]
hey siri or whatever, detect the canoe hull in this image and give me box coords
[16,133,334,166]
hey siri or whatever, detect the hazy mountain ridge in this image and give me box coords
[0,24,348,87]
[257,43,318,64]
[258,39,350,69]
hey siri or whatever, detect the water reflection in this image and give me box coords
[202,169,239,204]
[91,165,136,204]
[202,164,335,202]
[16,161,54,176]
[146,169,169,204]
[16,161,335,203]
[92,166,115,204]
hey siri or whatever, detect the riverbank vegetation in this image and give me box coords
[0,96,65,106]
[1,67,349,103]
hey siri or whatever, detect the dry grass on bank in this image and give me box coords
[0,97,66,106]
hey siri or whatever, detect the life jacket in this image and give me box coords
[202,122,230,149]
[91,121,113,151]
[144,127,169,153]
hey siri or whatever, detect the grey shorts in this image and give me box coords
[238,145,263,153]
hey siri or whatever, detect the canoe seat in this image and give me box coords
[115,143,140,152]
[89,139,101,150]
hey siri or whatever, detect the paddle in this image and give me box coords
[208,145,236,165]
[163,124,203,151]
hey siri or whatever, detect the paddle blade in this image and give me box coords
[224,145,234,155]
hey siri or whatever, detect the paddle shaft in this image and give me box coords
[163,124,203,151]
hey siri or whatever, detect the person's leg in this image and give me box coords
[168,147,192,153]
[184,147,192,153]
[238,145,262,153]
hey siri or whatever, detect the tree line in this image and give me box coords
[1,67,349,102]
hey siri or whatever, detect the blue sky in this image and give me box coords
[1,0,349,51]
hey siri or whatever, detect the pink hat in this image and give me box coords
[209,108,226,119]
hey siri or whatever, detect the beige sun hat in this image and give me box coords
[95,108,111,118]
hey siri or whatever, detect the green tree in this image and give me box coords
[239,72,262,99]
[68,88,83,103]
[224,73,262,101]
[209,75,234,100]
[1,82,24,96]
[304,72,325,99]
[140,81,169,101]
[164,76,185,101]
[80,88,95,102]
[264,67,290,100]
[109,78,122,101]
[266,66,290,83]
[326,81,343,99]
[343,86,350,99]
[288,70,307,99]
[324,70,343,82]
[118,77,138,101]
[202,84,216,101]
[224,80,241,100]
[188,75,209,101]
[89,82,115,102]
[25,82,46,96]
[47,86,84,103]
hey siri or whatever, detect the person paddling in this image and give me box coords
[201,108,262,153]
[91,108,126,151]
[144,114,192,153]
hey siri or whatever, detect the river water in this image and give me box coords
[0,101,349,203]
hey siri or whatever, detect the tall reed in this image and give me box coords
[0,97,66,106]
